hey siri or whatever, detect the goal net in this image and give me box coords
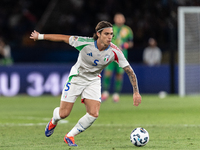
[178,7,200,96]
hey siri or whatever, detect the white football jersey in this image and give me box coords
[68,36,129,81]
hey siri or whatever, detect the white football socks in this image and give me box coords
[67,113,97,137]
[52,107,61,125]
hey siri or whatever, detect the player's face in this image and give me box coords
[98,28,113,46]
[114,14,125,26]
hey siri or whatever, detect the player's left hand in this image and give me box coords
[133,92,142,106]
[30,30,40,41]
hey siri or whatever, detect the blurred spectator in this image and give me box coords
[0,37,13,65]
[143,38,162,66]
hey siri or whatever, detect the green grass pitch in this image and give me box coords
[0,94,200,150]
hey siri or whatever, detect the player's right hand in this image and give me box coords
[30,30,40,41]
[133,92,142,106]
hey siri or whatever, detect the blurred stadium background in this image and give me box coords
[0,0,199,96]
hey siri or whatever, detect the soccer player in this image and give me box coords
[30,21,141,147]
[102,13,134,102]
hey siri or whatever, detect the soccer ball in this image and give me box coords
[130,127,149,147]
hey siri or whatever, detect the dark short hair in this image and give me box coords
[93,21,113,40]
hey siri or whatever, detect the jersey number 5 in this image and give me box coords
[92,59,99,66]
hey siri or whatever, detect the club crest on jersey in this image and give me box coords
[104,55,110,62]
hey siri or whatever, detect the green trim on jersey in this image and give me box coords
[68,75,76,83]
[67,73,78,84]
[75,44,90,51]
[78,37,94,42]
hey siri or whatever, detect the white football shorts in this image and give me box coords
[61,76,101,103]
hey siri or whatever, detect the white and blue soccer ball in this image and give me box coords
[130,127,149,147]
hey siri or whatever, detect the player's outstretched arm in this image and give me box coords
[30,30,70,44]
[123,65,142,106]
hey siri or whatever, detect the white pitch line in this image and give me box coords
[1,122,200,128]
[92,124,200,128]
[0,120,68,127]
[1,116,54,121]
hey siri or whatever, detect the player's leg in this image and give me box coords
[64,99,100,146]
[45,79,81,137]
[112,50,128,102]
[67,99,100,137]
[102,62,114,101]
[113,64,124,102]
[64,79,101,146]
[45,101,74,137]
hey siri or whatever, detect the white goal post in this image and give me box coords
[178,7,200,97]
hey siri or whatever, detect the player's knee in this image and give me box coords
[59,111,70,119]
[88,111,99,118]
